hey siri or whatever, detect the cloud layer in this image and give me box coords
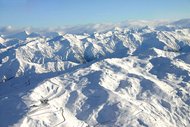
[1,19,190,36]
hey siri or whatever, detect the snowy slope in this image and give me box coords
[0,20,190,127]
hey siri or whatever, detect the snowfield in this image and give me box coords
[0,19,190,127]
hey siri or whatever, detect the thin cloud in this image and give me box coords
[1,19,189,36]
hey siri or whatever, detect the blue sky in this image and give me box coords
[0,0,190,27]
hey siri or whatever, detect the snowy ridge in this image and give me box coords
[0,21,190,127]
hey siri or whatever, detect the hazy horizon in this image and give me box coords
[1,18,189,35]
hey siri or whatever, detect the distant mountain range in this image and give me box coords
[1,19,190,35]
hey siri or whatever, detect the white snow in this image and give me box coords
[0,19,190,127]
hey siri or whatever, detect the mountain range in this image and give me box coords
[0,19,190,127]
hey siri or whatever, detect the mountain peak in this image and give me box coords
[6,30,29,40]
[172,18,190,28]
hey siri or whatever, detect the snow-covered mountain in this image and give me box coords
[0,19,190,127]
[172,19,190,28]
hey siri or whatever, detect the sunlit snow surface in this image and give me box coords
[0,21,190,127]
